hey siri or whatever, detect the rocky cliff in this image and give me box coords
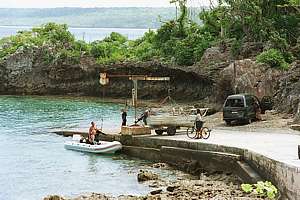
[0,47,214,101]
[0,43,299,121]
[274,61,300,122]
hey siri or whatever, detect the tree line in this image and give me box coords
[0,1,299,69]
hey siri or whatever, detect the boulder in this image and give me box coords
[43,195,65,200]
[215,59,281,103]
[274,61,300,122]
[137,170,159,182]
[150,189,162,195]
[239,42,264,59]
[166,185,180,192]
[195,44,231,80]
[152,163,167,168]
[199,46,230,66]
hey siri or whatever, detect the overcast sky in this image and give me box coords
[0,0,216,8]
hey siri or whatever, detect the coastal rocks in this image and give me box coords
[57,178,261,200]
[44,195,65,200]
[0,47,35,93]
[274,61,300,122]
[239,42,264,59]
[166,185,179,192]
[152,162,168,168]
[45,164,262,200]
[194,45,231,80]
[0,49,214,101]
[199,46,230,67]
[149,189,162,195]
[215,59,281,103]
[72,193,116,200]
[0,62,7,92]
[137,170,159,182]
[98,61,214,101]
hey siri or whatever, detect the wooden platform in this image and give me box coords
[121,126,151,135]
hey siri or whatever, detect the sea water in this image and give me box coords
[0,96,171,200]
[0,26,151,42]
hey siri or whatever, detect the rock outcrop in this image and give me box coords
[1,43,299,121]
[274,61,300,122]
[44,195,65,200]
[0,48,214,101]
[137,170,159,182]
[215,59,281,104]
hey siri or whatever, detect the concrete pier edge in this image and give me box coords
[56,130,299,199]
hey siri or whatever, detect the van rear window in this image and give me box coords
[225,98,245,107]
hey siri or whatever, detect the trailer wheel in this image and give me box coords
[155,130,164,135]
[167,126,176,136]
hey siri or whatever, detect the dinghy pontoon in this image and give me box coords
[64,140,122,154]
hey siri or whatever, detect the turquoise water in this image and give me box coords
[0,96,172,200]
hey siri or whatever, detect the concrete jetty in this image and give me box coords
[55,128,300,200]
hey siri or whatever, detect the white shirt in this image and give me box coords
[195,113,202,121]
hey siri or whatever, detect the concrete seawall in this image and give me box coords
[57,130,300,199]
[111,134,299,200]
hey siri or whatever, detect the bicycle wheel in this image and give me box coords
[201,127,211,139]
[187,126,197,139]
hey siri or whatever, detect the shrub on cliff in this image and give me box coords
[0,31,37,59]
[150,19,214,66]
[130,30,160,61]
[32,23,75,45]
[90,32,130,64]
[256,49,289,70]
[0,23,84,64]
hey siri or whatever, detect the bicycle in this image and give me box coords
[186,122,211,139]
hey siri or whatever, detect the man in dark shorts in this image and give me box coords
[195,109,203,133]
[121,109,127,126]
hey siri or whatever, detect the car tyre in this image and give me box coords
[246,118,252,124]
[155,130,164,135]
[225,120,231,126]
[166,126,176,136]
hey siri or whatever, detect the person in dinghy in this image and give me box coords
[88,121,103,144]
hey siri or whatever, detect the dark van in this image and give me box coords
[223,94,261,125]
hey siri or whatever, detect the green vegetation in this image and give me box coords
[0,1,298,67]
[256,49,289,70]
[0,23,80,64]
[90,32,130,64]
[241,181,278,199]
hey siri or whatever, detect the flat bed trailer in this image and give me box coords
[147,108,209,135]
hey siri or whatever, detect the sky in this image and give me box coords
[0,0,216,8]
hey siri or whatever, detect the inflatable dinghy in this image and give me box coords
[64,140,122,154]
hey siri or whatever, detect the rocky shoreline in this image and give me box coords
[44,162,266,200]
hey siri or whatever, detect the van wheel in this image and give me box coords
[166,127,176,136]
[155,130,164,135]
[225,120,231,126]
[246,118,252,124]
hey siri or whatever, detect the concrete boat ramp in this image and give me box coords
[54,128,300,200]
